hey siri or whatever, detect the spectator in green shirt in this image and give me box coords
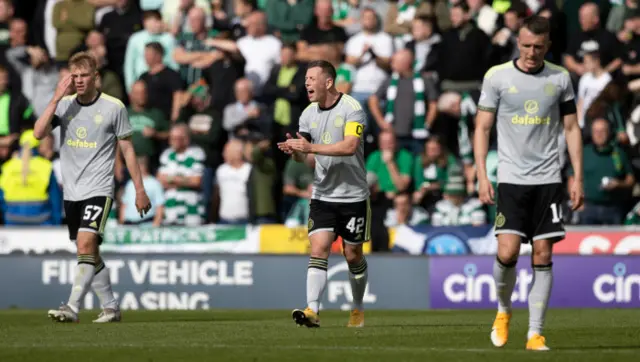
[282,156,314,215]
[127,80,169,167]
[568,118,635,224]
[412,135,461,208]
[366,130,413,202]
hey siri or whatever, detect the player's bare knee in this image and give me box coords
[343,244,363,264]
[532,240,553,265]
[497,235,520,264]
[309,232,333,259]
[76,232,99,255]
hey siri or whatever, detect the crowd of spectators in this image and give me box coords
[1,0,640,248]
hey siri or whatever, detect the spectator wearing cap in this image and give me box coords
[177,81,224,221]
[0,65,35,163]
[369,49,439,153]
[52,0,96,64]
[437,1,491,93]
[266,0,314,43]
[577,45,612,128]
[568,118,635,225]
[430,162,486,226]
[98,0,143,81]
[174,6,221,87]
[139,42,185,122]
[297,0,348,62]
[124,10,178,93]
[5,44,58,118]
[564,2,623,81]
[207,11,281,96]
[344,7,392,112]
[0,130,62,226]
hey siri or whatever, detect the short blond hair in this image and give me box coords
[68,51,97,72]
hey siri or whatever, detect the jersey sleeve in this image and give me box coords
[561,72,576,103]
[477,71,500,113]
[344,103,366,138]
[114,106,134,139]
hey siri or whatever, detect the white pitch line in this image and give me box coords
[2,343,638,355]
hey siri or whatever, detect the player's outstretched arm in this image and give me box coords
[118,137,152,217]
[34,75,72,140]
[474,110,496,204]
[563,113,585,210]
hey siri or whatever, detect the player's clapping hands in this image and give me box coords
[286,133,312,153]
[277,133,295,155]
[135,190,152,218]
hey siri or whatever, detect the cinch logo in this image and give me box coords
[593,262,640,303]
[66,139,98,149]
[443,263,532,303]
[512,100,551,125]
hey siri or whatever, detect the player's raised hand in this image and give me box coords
[54,74,73,102]
[135,190,152,218]
[478,177,495,205]
[277,133,295,154]
[569,178,584,211]
[286,132,312,153]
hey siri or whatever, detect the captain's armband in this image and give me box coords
[344,122,364,137]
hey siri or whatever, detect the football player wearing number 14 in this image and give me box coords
[278,60,370,328]
[474,16,584,351]
[33,52,152,323]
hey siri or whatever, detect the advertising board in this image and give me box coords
[429,256,640,309]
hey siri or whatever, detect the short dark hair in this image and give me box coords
[506,2,528,18]
[451,1,469,13]
[142,10,162,21]
[145,41,165,56]
[282,42,296,52]
[522,15,551,35]
[307,60,336,80]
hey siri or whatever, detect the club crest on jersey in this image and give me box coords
[544,83,556,97]
[76,127,87,139]
[94,113,104,124]
[321,131,332,144]
[334,116,345,128]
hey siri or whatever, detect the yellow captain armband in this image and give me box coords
[344,122,364,137]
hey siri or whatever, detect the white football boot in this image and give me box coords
[92,308,121,323]
[48,304,79,323]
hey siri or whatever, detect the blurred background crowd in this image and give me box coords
[1,0,640,249]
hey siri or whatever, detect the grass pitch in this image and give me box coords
[0,309,638,361]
